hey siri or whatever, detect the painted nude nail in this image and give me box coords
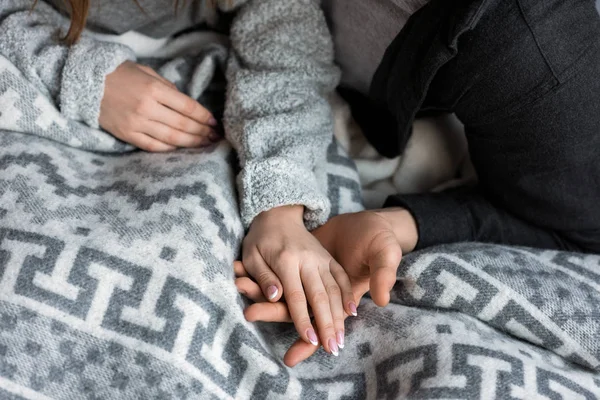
[349,302,358,317]
[307,329,319,346]
[208,117,219,127]
[329,339,339,357]
[267,286,278,300]
[336,331,345,349]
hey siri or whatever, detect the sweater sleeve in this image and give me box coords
[223,0,341,230]
[384,186,585,253]
[0,0,135,128]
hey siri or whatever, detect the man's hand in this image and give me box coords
[240,205,356,356]
[236,208,418,366]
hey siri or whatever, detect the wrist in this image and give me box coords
[375,208,418,253]
[255,205,305,226]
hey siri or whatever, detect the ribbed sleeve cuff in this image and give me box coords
[384,191,474,250]
[60,37,135,129]
[239,157,330,230]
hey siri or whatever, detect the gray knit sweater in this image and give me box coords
[0,0,340,229]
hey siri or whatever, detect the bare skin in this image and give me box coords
[100,61,221,152]
[101,62,354,356]
[236,208,418,366]
[242,205,357,356]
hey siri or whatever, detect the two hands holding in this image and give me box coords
[237,205,419,367]
[100,62,420,367]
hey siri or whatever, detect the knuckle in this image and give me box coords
[319,322,335,332]
[143,141,159,153]
[255,271,274,286]
[380,245,403,267]
[134,99,152,115]
[325,284,341,297]
[286,289,307,305]
[164,128,180,145]
[197,107,210,122]
[241,249,260,266]
[344,289,355,299]
[174,118,191,132]
[276,250,298,267]
[182,98,198,115]
[200,125,213,136]
[310,291,329,306]
[294,316,312,329]
[147,80,163,96]
[147,141,170,153]
[123,114,139,130]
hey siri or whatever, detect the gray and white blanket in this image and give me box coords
[1,31,600,400]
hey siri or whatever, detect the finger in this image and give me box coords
[125,132,176,153]
[321,267,346,350]
[367,235,403,307]
[235,277,266,303]
[284,337,320,368]
[244,302,292,323]
[300,267,338,356]
[138,65,178,89]
[234,261,249,278]
[330,259,358,317]
[142,119,212,148]
[349,278,370,306]
[157,85,217,126]
[149,104,220,141]
[243,253,283,302]
[279,269,318,348]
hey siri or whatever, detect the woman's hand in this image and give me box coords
[237,208,418,366]
[241,205,357,357]
[235,261,369,367]
[99,61,221,152]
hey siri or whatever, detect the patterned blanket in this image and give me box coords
[1,30,599,399]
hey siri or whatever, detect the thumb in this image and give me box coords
[367,232,403,307]
[244,253,284,302]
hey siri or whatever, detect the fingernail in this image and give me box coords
[267,285,278,300]
[307,329,318,346]
[336,331,345,349]
[349,302,358,317]
[208,117,218,127]
[329,339,339,357]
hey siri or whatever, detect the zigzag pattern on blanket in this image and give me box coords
[1,223,599,398]
[1,26,599,399]
[394,243,600,371]
[0,55,131,153]
[0,128,367,398]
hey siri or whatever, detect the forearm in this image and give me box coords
[225,0,340,230]
[383,186,582,252]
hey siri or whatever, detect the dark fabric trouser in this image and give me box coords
[358,0,600,253]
